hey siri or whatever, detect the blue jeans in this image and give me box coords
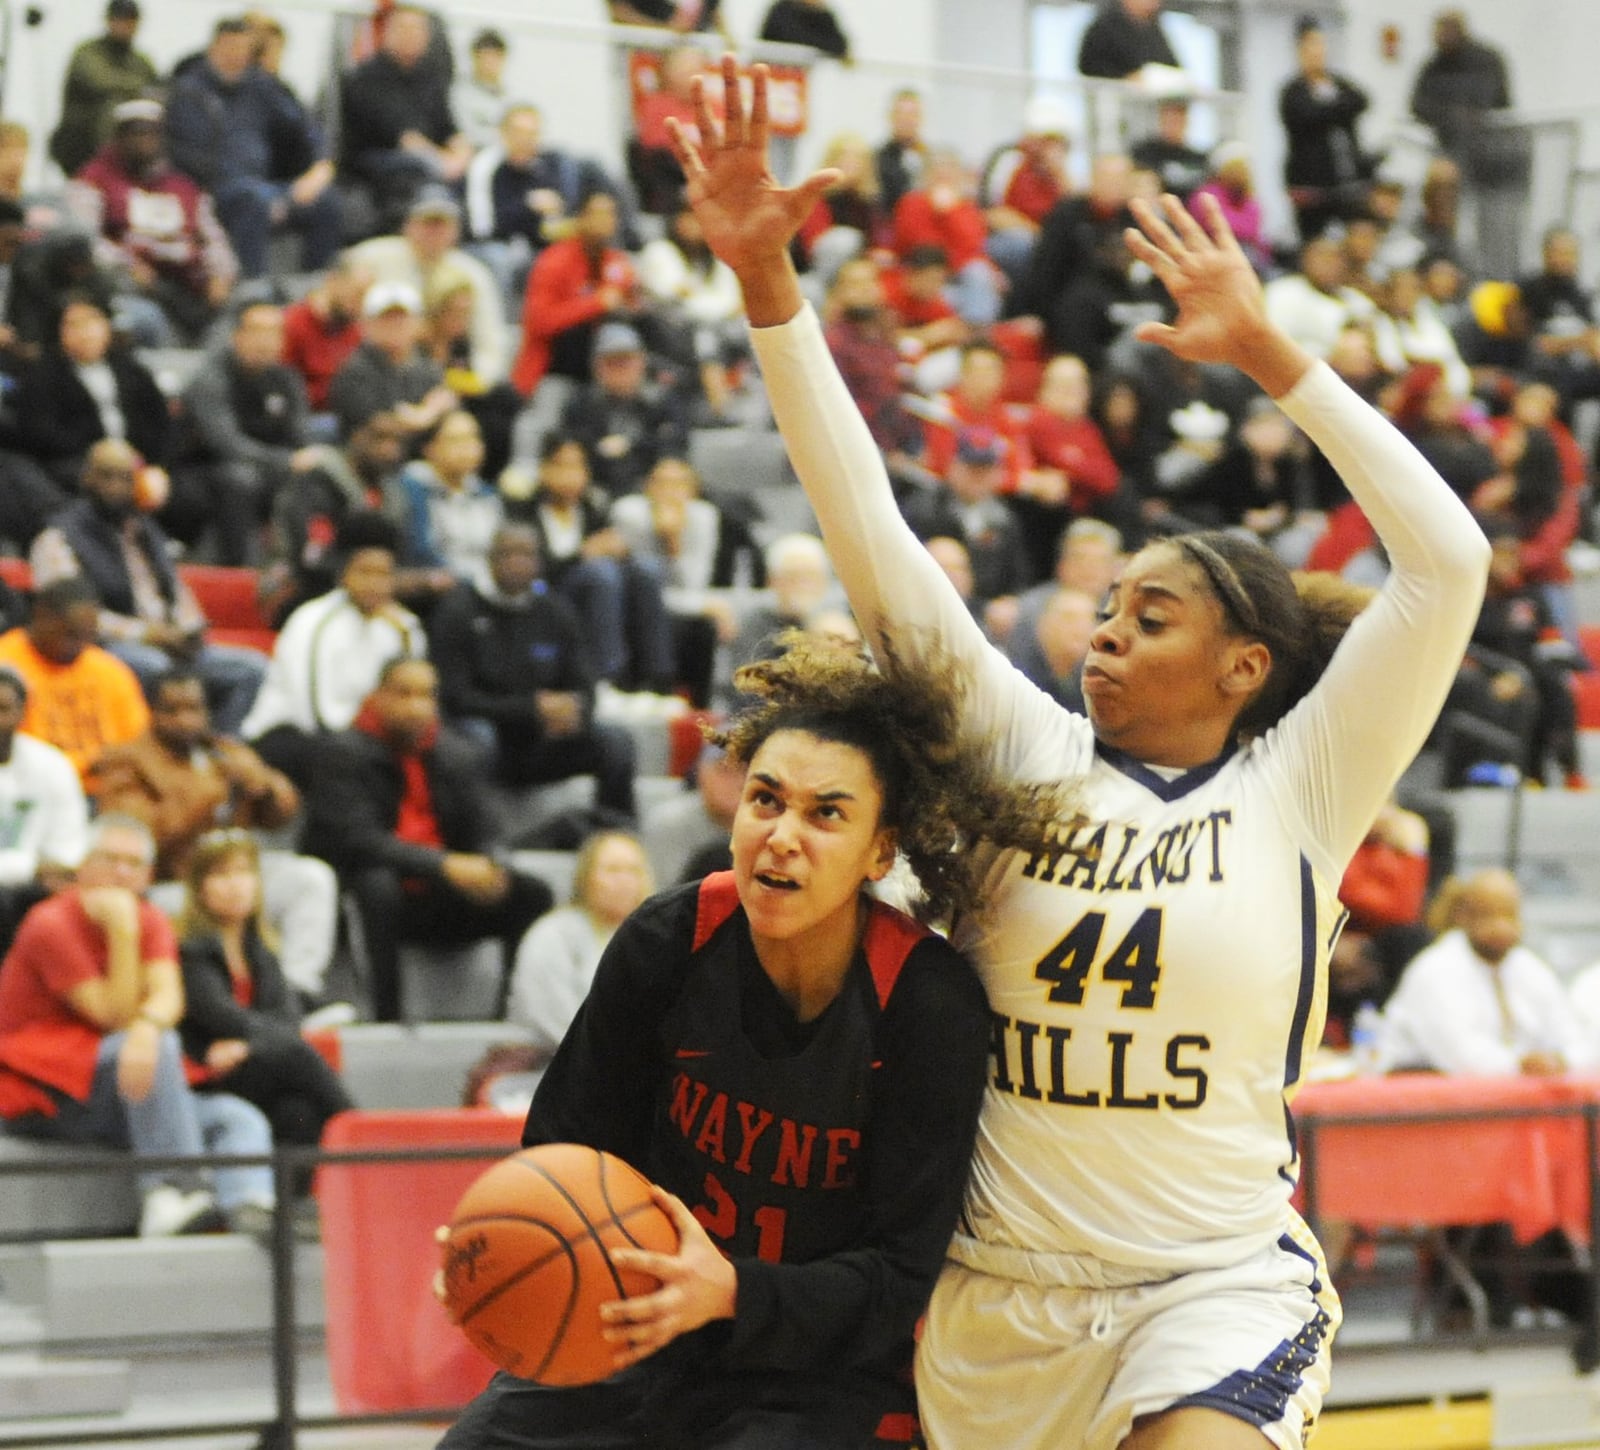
[214,177,344,279]
[105,640,267,736]
[557,557,675,692]
[10,1031,274,1208]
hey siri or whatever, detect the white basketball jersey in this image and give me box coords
[954,724,1340,1275]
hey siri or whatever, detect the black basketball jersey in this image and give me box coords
[645,872,929,1269]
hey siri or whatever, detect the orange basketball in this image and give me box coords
[440,1144,678,1385]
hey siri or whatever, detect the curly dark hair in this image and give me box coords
[711,634,1077,925]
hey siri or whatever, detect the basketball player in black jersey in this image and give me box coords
[438,637,1068,1450]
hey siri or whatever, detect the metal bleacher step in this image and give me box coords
[0,1350,132,1422]
[23,1236,323,1345]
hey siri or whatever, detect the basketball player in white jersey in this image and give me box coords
[667,61,1490,1450]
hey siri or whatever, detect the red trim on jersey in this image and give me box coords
[692,873,929,1011]
[862,901,928,1009]
[692,871,743,953]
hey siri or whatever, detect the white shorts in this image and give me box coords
[915,1223,1341,1450]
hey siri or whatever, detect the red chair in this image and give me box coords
[319,1109,521,1414]
[0,559,31,593]
[177,564,276,653]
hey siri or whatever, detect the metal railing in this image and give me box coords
[4,1099,1600,1446]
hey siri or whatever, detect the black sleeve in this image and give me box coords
[302,734,449,880]
[120,359,172,467]
[720,937,990,1375]
[522,887,697,1167]
[428,587,542,731]
[179,936,258,1052]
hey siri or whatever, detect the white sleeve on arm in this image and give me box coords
[1265,361,1490,878]
[749,305,1071,774]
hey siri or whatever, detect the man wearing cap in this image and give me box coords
[901,427,1036,606]
[513,191,639,396]
[349,189,507,385]
[557,322,688,500]
[327,281,456,441]
[66,96,236,345]
[339,4,470,228]
[165,16,341,281]
[49,0,160,178]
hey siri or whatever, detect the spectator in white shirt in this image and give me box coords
[1385,868,1589,1076]
[1263,233,1374,359]
[506,830,653,1054]
[0,665,88,954]
[241,511,426,789]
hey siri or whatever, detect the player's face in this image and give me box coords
[1082,544,1262,767]
[732,731,895,966]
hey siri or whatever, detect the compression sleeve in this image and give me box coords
[750,304,1084,781]
[1266,361,1490,876]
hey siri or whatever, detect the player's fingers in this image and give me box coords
[664,117,707,182]
[720,53,745,146]
[1123,228,1180,286]
[1195,189,1250,260]
[1127,196,1184,263]
[748,62,770,154]
[609,1246,675,1280]
[690,74,722,151]
[1161,192,1213,251]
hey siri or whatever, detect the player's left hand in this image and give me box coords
[600,1186,736,1369]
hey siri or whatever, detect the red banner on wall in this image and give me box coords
[626,52,809,138]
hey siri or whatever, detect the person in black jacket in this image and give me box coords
[758,0,850,58]
[338,5,470,230]
[177,827,353,1205]
[1278,19,1373,242]
[438,635,1067,1450]
[299,656,552,1022]
[1076,0,1177,80]
[0,294,170,549]
[429,523,637,817]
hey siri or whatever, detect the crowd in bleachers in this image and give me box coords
[0,0,1596,1259]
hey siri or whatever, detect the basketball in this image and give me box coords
[439,1143,679,1385]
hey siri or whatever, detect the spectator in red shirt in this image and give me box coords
[0,813,278,1236]
[630,45,712,214]
[878,245,969,393]
[282,254,373,414]
[981,97,1072,291]
[512,192,640,397]
[891,149,1002,326]
[1015,353,1123,577]
[1325,798,1433,1043]
[920,341,1028,491]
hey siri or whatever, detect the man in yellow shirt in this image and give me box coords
[0,578,149,783]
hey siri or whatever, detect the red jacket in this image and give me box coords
[891,190,989,272]
[512,239,638,396]
[1023,408,1120,509]
[921,391,1029,492]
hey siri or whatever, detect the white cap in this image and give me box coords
[362,280,423,318]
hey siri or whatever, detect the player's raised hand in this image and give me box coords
[1125,192,1312,397]
[666,55,839,275]
[1124,193,1271,368]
